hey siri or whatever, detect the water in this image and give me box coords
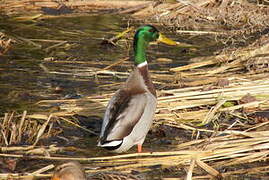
[0,14,221,114]
[0,15,126,113]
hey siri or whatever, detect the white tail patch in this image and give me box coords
[137,61,148,68]
[100,140,123,147]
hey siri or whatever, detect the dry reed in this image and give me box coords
[1,4,269,178]
[1,129,269,178]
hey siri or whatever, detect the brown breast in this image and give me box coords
[137,65,156,97]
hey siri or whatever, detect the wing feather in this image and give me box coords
[99,90,147,144]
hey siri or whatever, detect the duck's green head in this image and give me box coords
[133,25,176,66]
[134,25,159,45]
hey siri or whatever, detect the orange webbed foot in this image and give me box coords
[137,144,142,153]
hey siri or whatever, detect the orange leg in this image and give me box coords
[137,144,142,153]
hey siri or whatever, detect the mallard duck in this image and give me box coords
[98,25,176,153]
[51,161,86,180]
[51,161,142,180]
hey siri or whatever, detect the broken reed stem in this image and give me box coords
[219,100,268,112]
[59,117,97,135]
[34,114,52,146]
[1,146,34,152]
[176,30,227,35]
[202,99,226,125]
[186,159,195,180]
[102,57,129,70]
[195,159,220,178]
[170,59,217,72]
[45,41,68,51]
[0,173,51,179]
[18,110,27,143]
[31,164,55,175]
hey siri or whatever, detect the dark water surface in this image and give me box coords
[0,15,127,113]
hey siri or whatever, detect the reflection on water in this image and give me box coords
[0,15,125,113]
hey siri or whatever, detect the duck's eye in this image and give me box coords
[148,28,155,33]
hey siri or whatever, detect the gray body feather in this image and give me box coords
[98,66,157,153]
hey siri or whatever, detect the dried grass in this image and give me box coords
[0,0,154,15]
[134,0,269,44]
[0,111,60,148]
[1,129,269,179]
[0,32,14,55]
[0,3,269,178]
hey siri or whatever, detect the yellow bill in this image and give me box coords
[157,33,198,48]
[157,33,178,46]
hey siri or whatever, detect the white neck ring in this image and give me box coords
[137,61,148,68]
